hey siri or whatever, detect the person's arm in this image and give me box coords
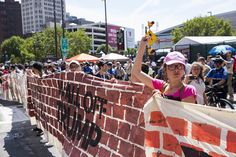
[131,37,154,89]
[203,92,208,105]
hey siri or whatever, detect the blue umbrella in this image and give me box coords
[208,45,236,56]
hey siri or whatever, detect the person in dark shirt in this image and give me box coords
[205,56,228,99]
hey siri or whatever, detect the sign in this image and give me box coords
[61,38,68,58]
[144,94,236,157]
[146,30,157,46]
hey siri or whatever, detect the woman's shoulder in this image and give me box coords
[152,79,165,90]
[182,84,197,99]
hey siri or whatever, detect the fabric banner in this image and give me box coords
[144,94,236,157]
[27,71,152,157]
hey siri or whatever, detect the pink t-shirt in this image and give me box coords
[152,79,196,100]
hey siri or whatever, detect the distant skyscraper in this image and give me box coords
[21,0,66,34]
[0,0,22,44]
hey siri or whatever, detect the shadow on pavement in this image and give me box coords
[0,99,59,157]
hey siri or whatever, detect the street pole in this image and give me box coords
[103,0,108,54]
[53,0,58,59]
[61,0,65,38]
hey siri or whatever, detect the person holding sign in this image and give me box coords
[131,36,196,103]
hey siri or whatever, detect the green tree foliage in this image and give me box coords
[0,36,27,63]
[96,44,113,54]
[0,27,92,62]
[67,28,91,58]
[124,48,137,56]
[172,16,234,43]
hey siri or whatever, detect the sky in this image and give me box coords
[17,0,236,41]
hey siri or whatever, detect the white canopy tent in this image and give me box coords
[100,53,129,62]
[175,36,236,46]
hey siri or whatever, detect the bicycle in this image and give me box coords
[205,86,235,110]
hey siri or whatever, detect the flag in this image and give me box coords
[144,94,236,157]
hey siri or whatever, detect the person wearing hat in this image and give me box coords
[155,56,165,80]
[68,60,81,72]
[205,55,228,99]
[131,36,196,103]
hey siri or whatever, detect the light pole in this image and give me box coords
[61,0,65,38]
[53,0,58,59]
[103,0,108,54]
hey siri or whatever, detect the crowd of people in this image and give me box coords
[0,37,235,105]
[132,36,236,105]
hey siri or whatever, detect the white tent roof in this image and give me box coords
[175,36,236,46]
[100,53,129,61]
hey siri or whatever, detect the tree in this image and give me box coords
[67,28,91,58]
[172,16,235,43]
[0,36,26,63]
[96,44,113,54]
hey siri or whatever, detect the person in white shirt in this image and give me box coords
[184,62,208,105]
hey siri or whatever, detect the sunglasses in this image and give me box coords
[167,64,184,71]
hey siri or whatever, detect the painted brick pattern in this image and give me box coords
[27,72,152,157]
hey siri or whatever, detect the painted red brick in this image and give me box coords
[68,147,81,157]
[75,73,84,82]
[111,154,120,157]
[100,131,110,145]
[117,122,130,140]
[145,131,160,148]
[96,87,106,99]
[130,126,144,146]
[108,135,119,151]
[113,104,124,119]
[87,145,99,156]
[166,117,188,136]
[125,107,140,124]
[106,90,120,104]
[120,92,134,105]
[98,147,111,157]
[192,122,221,146]
[138,112,145,127]
[163,133,182,156]
[226,130,236,154]
[119,140,134,157]
[67,72,74,81]
[150,111,168,127]
[133,94,150,108]
[105,117,118,134]
[134,146,145,157]
[86,85,96,96]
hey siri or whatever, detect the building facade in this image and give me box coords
[21,0,65,34]
[0,0,22,44]
[66,22,135,53]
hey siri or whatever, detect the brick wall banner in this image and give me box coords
[27,71,153,157]
[144,94,236,157]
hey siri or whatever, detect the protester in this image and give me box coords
[197,56,211,76]
[131,36,196,103]
[205,56,228,99]
[68,60,81,72]
[224,50,234,101]
[95,60,111,80]
[184,62,208,105]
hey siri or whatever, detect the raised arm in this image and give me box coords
[131,37,155,89]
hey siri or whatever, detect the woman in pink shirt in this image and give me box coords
[131,37,196,103]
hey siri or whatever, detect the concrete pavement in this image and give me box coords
[0,99,61,157]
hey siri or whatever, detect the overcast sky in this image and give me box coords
[16,0,236,41]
